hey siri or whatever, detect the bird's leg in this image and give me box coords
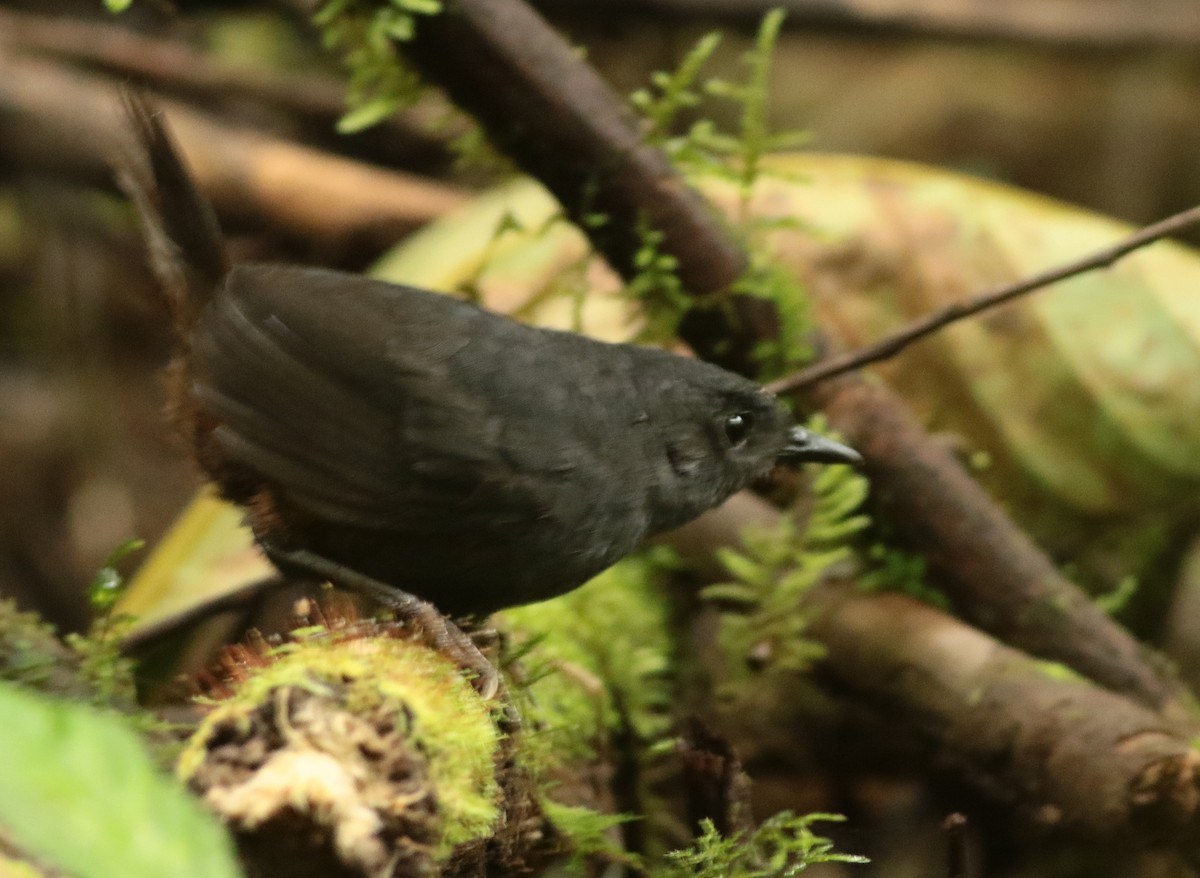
[259,542,506,705]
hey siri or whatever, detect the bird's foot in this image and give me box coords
[260,543,512,715]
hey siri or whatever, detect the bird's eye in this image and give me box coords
[723,412,752,447]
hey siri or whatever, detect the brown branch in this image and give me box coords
[667,498,1200,850]
[0,6,461,172]
[400,0,777,374]
[0,50,467,253]
[0,8,350,122]
[537,0,1200,50]
[807,583,1200,849]
[767,203,1200,395]
[808,375,1185,715]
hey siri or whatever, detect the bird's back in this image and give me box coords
[187,264,657,612]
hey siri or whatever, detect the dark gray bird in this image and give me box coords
[119,95,860,623]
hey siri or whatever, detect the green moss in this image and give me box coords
[0,539,144,718]
[733,256,813,379]
[497,552,677,865]
[541,801,642,872]
[625,12,819,378]
[498,550,677,774]
[1093,574,1138,616]
[859,544,950,610]
[632,30,724,159]
[701,10,810,212]
[631,10,809,202]
[179,632,500,858]
[0,599,67,692]
[624,223,694,345]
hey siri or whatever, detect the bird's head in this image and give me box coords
[635,352,861,533]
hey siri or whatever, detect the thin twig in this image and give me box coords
[0,8,456,168]
[0,51,467,250]
[766,203,1200,395]
[0,8,345,120]
[942,813,970,878]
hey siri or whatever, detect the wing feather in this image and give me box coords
[190,266,543,532]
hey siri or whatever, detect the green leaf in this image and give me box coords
[392,0,441,12]
[337,96,400,133]
[0,682,241,878]
[716,549,771,589]
[104,0,133,11]
[701,583,764,607]
[87,538,144,611]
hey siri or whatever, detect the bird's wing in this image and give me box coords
[190,265,549,533]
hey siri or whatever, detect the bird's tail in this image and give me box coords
[116,91,228,336]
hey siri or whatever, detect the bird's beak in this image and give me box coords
[778,426,863,465]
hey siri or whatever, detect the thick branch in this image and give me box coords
[808,583,1200,848]
[810,376,1183,713]
[535,0,1200,49]
[402,0,777,373]
[0,8,453,169]
[0,9,348,122]
[667,497,1200,849]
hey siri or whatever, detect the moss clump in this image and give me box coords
[499,550,676,773]
[179,628,500,863]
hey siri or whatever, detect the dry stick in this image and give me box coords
[768,203,1200,395]
[396,0,1186,713]
[0,51,467,250]
[0,8,456,165]
[942,814,970,878]
[0,8,347,120]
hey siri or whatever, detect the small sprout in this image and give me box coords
[633,31,724,148]
[1095,575,1138,617]
[660,812,866,877]
[87,538,144,613]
